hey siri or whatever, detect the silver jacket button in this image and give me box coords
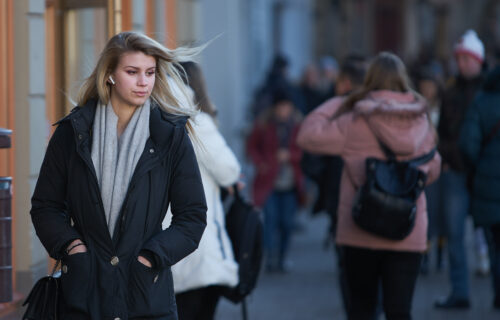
[110,256,119,266]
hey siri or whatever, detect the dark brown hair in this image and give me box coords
[179,61,217,118]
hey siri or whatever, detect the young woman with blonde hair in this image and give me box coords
[298,52,441,320]
[30,31,207,319]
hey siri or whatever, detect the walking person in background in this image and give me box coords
[162,61,241,320]
[300,63,324,115]
[297,52,441,320]
[29,31,207,319]
[318,55,339,100]
[299,54,367,315]
[435,29,487,308]
[250,54,306,117]
[247,90,304,273]
[415,68,446,274]
[460,64,500,310]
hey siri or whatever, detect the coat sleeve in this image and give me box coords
[246,123,266,167]
[30,124,83,260]
[193,113,241,187]
[296,97,349,155]
[459,101,483,167]
[418,126,442,186]
[142,128,207,268]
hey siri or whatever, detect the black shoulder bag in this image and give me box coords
[352,139,436,241]
[222,185,264,320]
[22,260,62,320]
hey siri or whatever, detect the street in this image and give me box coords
[217,214,500,320]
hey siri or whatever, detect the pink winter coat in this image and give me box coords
[297,90,441,252]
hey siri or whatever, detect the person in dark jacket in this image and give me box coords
[435,30,486,309]
[30,31,207,320]
[460,66,500,309]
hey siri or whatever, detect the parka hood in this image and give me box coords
[353,90,432,157]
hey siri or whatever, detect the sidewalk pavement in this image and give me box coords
[216,214,500,320]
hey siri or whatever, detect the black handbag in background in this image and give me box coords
[22,260,61,320]
[352,140,436,241]
[222,185,263,308]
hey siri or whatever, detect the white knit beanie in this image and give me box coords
[454,30,485,63]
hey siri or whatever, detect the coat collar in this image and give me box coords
[55,99,190,152]
[353,90,427,117]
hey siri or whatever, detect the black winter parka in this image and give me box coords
[30,99,207,320]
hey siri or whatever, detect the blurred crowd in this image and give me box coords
[242,28,500,319]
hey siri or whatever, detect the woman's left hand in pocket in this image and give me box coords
[137,256,152,268]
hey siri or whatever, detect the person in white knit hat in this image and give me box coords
[435,29,486,309]
[454,30,485,78]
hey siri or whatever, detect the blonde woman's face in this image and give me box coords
[110,51,156,107]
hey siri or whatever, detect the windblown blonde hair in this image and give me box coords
[77,31,202,132]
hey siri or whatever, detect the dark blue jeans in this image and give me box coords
[342,246,422,320]
[263,190,297,268]
[440,170,470,299]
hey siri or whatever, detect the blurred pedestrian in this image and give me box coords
[162,61,241,320]
[307,54,367,236]
[250,54,306,117]
[300,63,324,115]
[416,68,446,274]
[247,90,304,272]
[318,55,339,100]
[315,54,367,314]
[30,31,207,319]
[435,29,486,309]
[297,52,441,320]
[460,65,500,310]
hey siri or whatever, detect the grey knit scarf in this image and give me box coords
[91,99,150,236]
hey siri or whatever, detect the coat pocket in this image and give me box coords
[127,259,176,318]
[60,251,92,313]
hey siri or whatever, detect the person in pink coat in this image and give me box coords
[297,52,441,320]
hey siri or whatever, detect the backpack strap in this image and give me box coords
[364,115,436,165]
[408,148,436,166]
[375,138,397,161]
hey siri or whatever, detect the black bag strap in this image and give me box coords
[242,298,248,320]
[408,148,437,166]
[233,183,242,201]
[363,113,436,166]
[375,138,397,160]
[374,136,436,166]
[50,260,61,277]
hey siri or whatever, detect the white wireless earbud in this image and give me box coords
[109,76,115,85]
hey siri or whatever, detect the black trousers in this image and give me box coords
[175,286,223,320]
[342,246,422,320]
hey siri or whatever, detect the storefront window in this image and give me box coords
[64,7,107,112]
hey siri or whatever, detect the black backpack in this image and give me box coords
[352,140,436,241]
[223,186,263,305]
